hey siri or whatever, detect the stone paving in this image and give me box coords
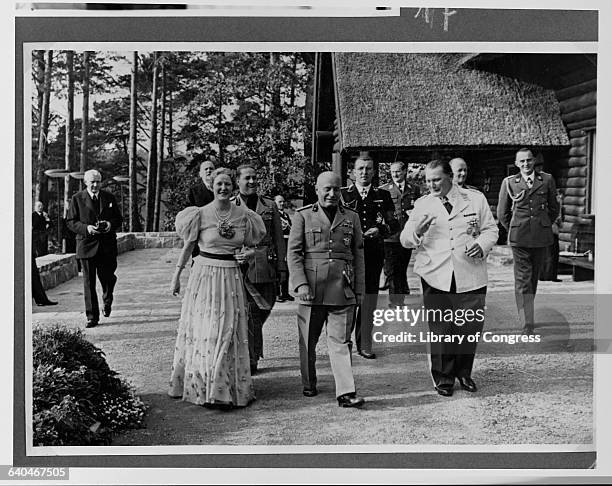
[31,248,595,446]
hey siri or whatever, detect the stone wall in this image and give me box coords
[36,232,183,290]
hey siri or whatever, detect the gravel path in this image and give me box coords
[32,249,594,446]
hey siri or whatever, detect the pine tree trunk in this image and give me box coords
[145,52,159,231]
[80,51,90,175]
[128,51,140,232]
[63,51,75,224]
[153,59,166,231]
[35,50,53,207]
[167,91,173,158]
[35,51,45,130]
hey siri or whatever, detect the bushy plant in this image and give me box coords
[32,325,146,446]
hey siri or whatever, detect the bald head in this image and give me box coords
[450,157,468,187]
[315,171,341,208]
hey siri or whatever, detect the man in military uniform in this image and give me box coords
[234,164,286,374]
[497,148,559,335]
[341,155,399,359]
[401,160,498,396]
[288,171,365,407]
[380,161,420,307]
[450,157,480,191]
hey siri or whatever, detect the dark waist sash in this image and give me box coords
[304,251,353,261]
[200,251,235,261]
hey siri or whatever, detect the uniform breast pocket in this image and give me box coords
[306,228,322,246]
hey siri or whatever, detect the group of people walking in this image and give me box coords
[49,146,559,410]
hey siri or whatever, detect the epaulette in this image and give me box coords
[297,204,314,212]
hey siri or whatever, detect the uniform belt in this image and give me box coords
[199,251,235,261]
[304,251,352,260]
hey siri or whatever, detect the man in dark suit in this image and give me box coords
[32,201,50,257]
[497,148,559,335]
[379,161,420,307]
[233,164,286,374]
[66,169,122,328]
[186,159,216,258]
[341,155,399,359]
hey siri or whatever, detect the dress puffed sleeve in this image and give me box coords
[175,206,201,243]
[243,208,266,246]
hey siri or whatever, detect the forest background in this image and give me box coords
[31,50,315,249]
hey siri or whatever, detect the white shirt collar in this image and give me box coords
[522,172,534,184]
[441,184,459,205]
[355,183,371,196]
[87,189,99,199]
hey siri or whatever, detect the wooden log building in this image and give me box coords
[311,52,596,269]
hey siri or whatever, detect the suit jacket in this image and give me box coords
[379,179,420,243]
[32,211,50,233]
[401,185,498,293]
[340,185,399,246]
[234,194,286,283]
[288,203,365,306]
[66,189,123,259]
[497,171,558,248]
[187,182,214,207]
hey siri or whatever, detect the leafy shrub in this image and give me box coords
[32,325,146,446]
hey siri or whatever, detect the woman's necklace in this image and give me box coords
[215,206,235,239]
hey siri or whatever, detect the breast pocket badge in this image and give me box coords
[343,234,352,247]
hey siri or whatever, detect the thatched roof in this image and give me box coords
[333,53,570,150]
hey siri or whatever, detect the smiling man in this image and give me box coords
[66,169,123,328]
[288,171,365,407]
[233,164,286,375]
[401,159,498,397]
[497,148,559,335]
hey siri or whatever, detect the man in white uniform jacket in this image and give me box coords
[400,159,498,397]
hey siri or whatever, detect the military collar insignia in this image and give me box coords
[515,176,521,183]
[312,202,319,212]
[536,173,543,181]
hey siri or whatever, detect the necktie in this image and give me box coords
[361,188,368,199]
[442,197,453,214]
[526,178,533,188]
[398,184,404,193]
[93,195,100,214]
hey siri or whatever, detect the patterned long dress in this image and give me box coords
[168,203,265,407]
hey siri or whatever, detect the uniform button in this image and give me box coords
[449,227,452,231]
[450,237,453,240]
[451,247,454,250]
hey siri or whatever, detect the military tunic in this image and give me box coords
[379,179,420,304]
[287,202,365,397]
[341,185,399,353]
[234,194,286,369]
[497,171,559,330]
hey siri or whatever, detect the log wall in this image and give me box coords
[553,75,596,248]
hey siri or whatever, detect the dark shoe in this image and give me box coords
[379,280,390,291]
[337,393,365,408]
[522,327,535,336]
[358,349,377,359]
[303,387,318,397]
[285,295,295,302]
[250,363,258,375]
[36,300,57,306]
[552,278,562,282]
[435,385,454,397]
[103,305,112,317]
[276,296,287,303]
[86,319,98,328]
[458,376,477,392]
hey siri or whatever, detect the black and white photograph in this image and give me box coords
[9,2,612,484]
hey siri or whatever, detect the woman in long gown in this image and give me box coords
[168,168,266,408]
